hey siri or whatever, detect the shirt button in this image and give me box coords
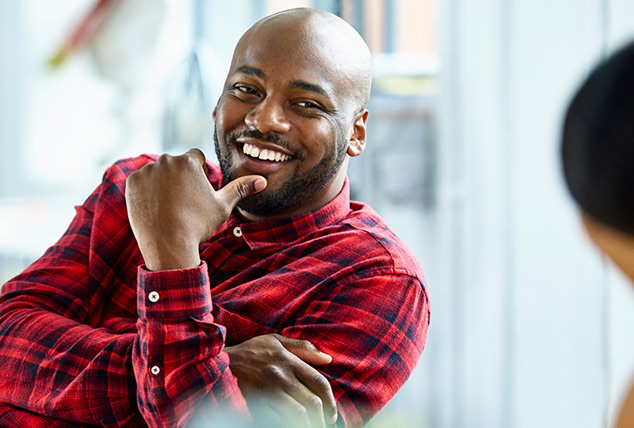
[233,226,243,238]
[150,365,161,375]
[148,291,160,303]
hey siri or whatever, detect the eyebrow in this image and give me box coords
[236,65,266,80]
[235,65,330,98]
[288,80,329,98]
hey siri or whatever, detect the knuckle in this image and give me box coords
[309,395,323,412]
[188,147,204,158]
[263,364,286,380]
[235,181,251,199]
[185,148,205,165]
[184,152,199,166]
[277,334,307,348]
[314,372,329,386]
[272,349,291,364]
[298,339,315,350]
[156,153,172,165]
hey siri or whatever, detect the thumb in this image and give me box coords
[275,335,333,365]
[218,175,267,208]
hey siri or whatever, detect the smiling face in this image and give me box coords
[213,8,371,221]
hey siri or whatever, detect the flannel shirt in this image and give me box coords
[0,154,430,427]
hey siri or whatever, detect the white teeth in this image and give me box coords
[242,143,290,162]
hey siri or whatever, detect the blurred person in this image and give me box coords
[0,8,429,428]
[562,40,634,428]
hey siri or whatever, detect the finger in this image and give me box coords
[275,335,333,365]
[242,357,330,427]
[217,175,267,208]
[291,358,338,425]
[284,383,328,428]
[273,336,337,424]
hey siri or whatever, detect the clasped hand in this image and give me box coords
[225,334,338,427]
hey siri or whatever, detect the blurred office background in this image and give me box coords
[2,0,634,427]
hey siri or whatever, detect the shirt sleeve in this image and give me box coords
[0,157,248,427]
[0,178,141,426]
[281,271,430,428]
[134,263,249,427]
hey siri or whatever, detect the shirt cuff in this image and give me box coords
[137,261,212,321]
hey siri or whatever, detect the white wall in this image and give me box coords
[431,0,634,427]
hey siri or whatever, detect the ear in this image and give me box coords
[212,106,217,120]
[347,110,368,157]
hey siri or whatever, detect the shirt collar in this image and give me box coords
[222,179,352,251]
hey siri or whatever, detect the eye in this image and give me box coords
[295,100,321,110]
[235,85,260,96]
[229,84,262,102]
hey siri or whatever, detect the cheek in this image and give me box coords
[215,99,247,130]
[328,119,351,156]
[308,118,345,152]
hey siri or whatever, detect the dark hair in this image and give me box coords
[562,41,634,234]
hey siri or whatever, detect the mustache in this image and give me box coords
[230,129,301,159]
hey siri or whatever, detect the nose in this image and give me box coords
[244,97,291,134]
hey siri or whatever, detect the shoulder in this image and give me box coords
[322,200,426,284]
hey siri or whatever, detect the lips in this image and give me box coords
[241,142,292,162]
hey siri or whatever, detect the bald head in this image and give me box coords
[232,8,372,114]
[213,7,372,219]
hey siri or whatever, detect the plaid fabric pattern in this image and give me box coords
[0,155,430,427]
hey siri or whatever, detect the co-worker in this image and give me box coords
[0,7,430,428]
[562,40,634,428]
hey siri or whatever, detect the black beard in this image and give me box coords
[213,127,347,217]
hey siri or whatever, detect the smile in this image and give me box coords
[242,142,291,162]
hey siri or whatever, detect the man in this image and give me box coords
[0,8,429,427]
[561,40,634,428]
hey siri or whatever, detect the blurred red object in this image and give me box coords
[48,0,122,68]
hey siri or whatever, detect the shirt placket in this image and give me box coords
[200,224,249,270]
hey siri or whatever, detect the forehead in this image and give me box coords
[228,17,360,101]
[232,37,341,93]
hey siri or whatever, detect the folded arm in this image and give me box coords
[222,270,430,428]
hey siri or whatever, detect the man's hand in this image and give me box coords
[225,334,338,428]
[125,149,266,271]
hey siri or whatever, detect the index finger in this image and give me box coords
[274,335,333,365]
[291,356,338,425]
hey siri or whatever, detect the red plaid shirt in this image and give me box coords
[0,154,430,427]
